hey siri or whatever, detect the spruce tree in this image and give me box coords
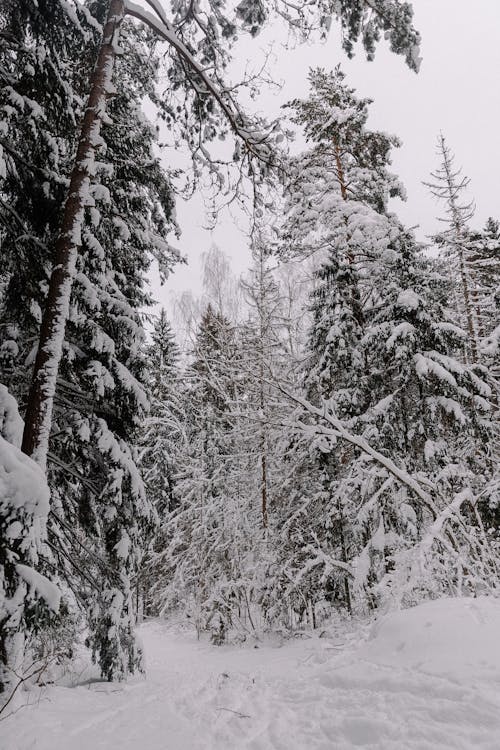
[1,4,179,681]
[139,310,182,616]
[151,306,251,640]
[467,218,500,344]
[0,0,86,700]
[141,309,181,515]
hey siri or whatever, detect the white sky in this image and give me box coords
[149,0,500,316]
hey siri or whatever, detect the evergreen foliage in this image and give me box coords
[0,0,179,686]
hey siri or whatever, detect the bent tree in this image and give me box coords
[21,0,421,470]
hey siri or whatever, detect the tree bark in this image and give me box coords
[22,0,125,469]
[333,140,348,201]
[337,497,352,614]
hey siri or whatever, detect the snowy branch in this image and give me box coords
[124,1,278,165]
[275,384,440,519]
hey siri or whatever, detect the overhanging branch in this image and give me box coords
[124,0,277,164]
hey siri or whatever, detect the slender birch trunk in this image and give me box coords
[21,0,125,468]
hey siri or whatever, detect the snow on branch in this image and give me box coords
[416,489,476,562]
[124,0,278,164]
[15,564,61,612]
[275,384,440,518]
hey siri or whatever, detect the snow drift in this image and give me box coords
[361,596,500,684]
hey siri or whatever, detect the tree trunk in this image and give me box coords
[333,140,348,201]
[457,244,479,361]
[261,449,268,529]
[337,497,352,614]
[21,0,125,469]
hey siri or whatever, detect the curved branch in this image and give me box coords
[124,1,277,164]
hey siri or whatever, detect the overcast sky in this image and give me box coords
[149,0,500,317]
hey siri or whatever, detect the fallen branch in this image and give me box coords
[216,707,251,719]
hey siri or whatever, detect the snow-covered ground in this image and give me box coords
[2,597,500,750]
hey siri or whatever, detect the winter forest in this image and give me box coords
[1,0,499,748]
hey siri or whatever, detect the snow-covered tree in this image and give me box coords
[467,218,500,344]
[138,310,183,616]
[50,12,180,680]
[275,70,499,619]
[0,0,85,700]
[1,3,179,681]
[151,306,251,639]
[0,386,60,704]
[240,236,283,529]
[141,309,181,511]
[20,0,421,472]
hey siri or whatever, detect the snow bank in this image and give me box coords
[0,383,23,446]
[0,435,50,519]
[360,596,500,684]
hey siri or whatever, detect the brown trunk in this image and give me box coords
[333,140,348,201]
[337,497,352,614]
[457,240,478,362]
[334,139,356,268]
[21,0,125,468]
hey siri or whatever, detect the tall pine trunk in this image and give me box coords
[21,0,125,468]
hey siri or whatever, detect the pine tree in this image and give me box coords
[49,12,179,680]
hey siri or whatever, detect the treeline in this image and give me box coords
[141,72,499,641]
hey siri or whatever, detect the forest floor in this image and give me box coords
[2,597,500,750]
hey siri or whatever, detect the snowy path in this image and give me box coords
[3,598,500,750]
